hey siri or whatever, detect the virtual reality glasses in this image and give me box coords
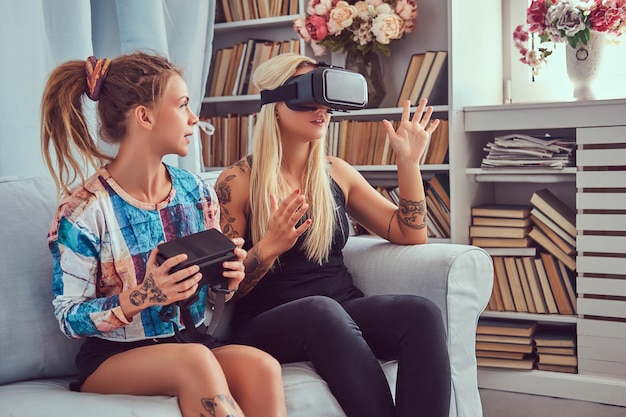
[260,63,368,112]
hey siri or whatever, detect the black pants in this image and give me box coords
[232,294,451,417]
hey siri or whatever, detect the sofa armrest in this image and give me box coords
[343,236,493,417]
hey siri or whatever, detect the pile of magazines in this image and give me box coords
[481,134,575,169]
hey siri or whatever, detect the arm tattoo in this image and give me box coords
[215,175,240,238]
[398,197,427,230]
[234,246,273,299]
[129,273,168,306]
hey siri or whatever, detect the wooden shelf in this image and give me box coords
[466,167,576,183]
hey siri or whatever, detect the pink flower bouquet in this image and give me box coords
[293,0,418,56]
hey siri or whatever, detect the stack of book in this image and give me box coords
[535,326,578,373]
[470,204,534,250]
[480,134,575,169]
[476,319,537,370]
[528,188,577,272]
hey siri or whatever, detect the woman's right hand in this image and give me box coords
[260,189,312,259]
[129,247,203,309]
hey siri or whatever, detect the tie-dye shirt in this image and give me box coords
[48,164,219,342]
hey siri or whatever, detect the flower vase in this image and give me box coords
[565,30,604,101]
[343,48,386,108]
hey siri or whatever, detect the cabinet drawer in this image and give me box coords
[577,214,626,232]
[579,358,626,378]
[577,256,626,275]
[577,235,626,253]
[577,298,626,319]
[576,193,626,210]
[576,171,626,188]
[578,277,626,297]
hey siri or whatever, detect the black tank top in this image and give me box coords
[232,179,364,326]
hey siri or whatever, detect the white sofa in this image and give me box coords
[0,175,493,417]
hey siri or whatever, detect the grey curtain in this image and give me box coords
[0,0,215,177]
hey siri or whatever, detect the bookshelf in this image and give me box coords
[463,99,626,406]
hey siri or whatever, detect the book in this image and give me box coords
[536,346,575,355]
[534,326,576,348]
[515,257,536,313]
[522,256,547,314]
[504,257,528,312]
[538,353,578,367]
[540,252,575,315]
[397,53,426,106]
[536,363,577,373]
[493,256,515,311]
[476,334,533,345]
[486,266,505,312]
[473,216,532,228]
[476,350,529,360]
[470,226,531,239]
[533,257,559,314]
[419,50,448,104]
[428,172,450,210]
[477,319,537,338]
[477,356,536,370]
[530,188,576,238]
[476,342,534,354]
[531,211,576,255]
[483,247,538,257]
[471,204,532,219]
[530,208,576,247]
[557,259,577,313]
[408,51,436,105]
[471,237,533,248]
[528,227,576,271]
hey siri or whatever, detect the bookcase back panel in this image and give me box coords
[576,171,626,188]
[577,214,626,231]
[576,193,626,210]
[577,256,626,275]
[578,277,626,297]
[577,235,626,253]
[577,298,626,319]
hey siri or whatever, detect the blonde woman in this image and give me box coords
[41,51,288,417]
[216,53,451,417]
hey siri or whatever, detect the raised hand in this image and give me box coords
[382,98,440,166]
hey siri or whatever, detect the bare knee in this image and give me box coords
[169,344,224,391]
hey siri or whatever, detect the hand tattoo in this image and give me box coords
[129,273,168,306]
[398,197,427,230]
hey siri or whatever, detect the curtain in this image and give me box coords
[0,0,215,177]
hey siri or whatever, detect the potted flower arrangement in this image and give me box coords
[293,0,419,107]
[513,0,626,77]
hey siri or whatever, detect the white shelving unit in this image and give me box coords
[464,99,626,407]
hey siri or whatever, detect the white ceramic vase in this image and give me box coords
[565,30,604,100]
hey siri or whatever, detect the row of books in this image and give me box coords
[477,319,577,373]
[199,115,253,168]
[207,38,301,98]
[396,50,448,106]
[216,0,298,23]
[487,253,577,315]
[481,133,576,169]
[327,119,449,166]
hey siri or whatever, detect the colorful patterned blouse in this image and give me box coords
[48,165,219,341]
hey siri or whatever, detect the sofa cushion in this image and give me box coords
[0,176,81,385]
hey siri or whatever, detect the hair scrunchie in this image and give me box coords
[84,56,111,101]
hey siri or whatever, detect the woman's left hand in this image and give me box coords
[221,237,246,293]
[382,98,440,166]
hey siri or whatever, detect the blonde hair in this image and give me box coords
[249,53,337,264]
[41,51,181,195]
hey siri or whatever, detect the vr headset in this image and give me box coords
[260,63,368,112]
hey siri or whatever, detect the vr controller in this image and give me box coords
[156,229,237,302]
[260,63,368,112]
